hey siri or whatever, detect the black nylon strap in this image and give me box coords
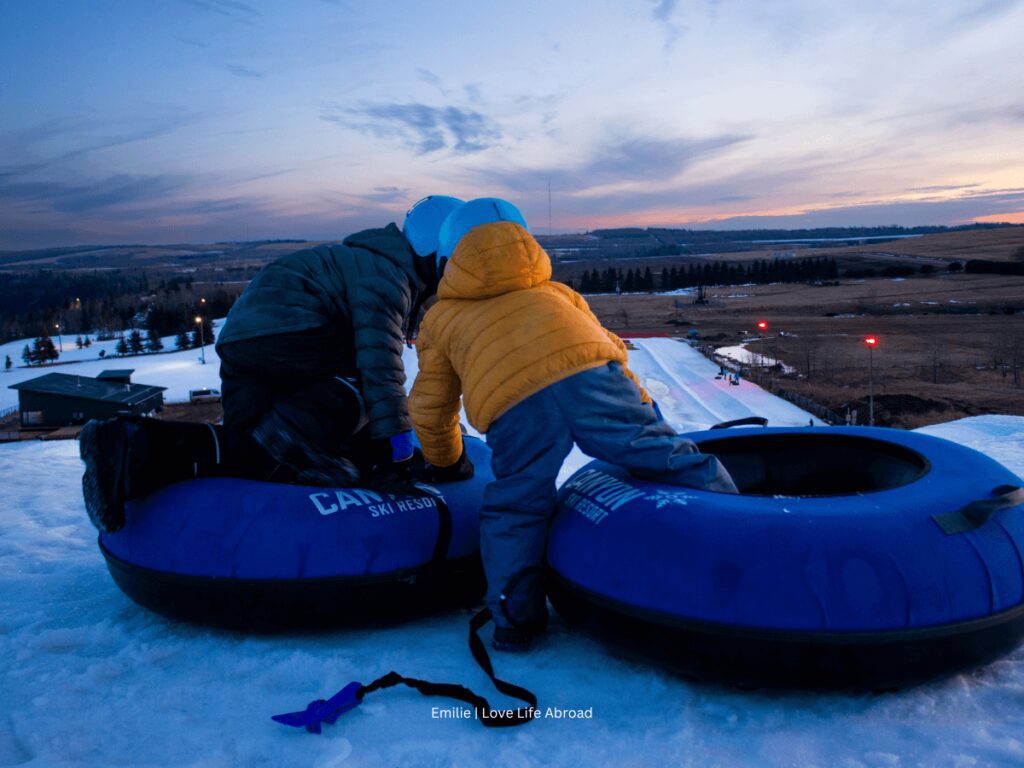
[356,609,538,728]
[933,485,1024,535]
[426,492,452,567]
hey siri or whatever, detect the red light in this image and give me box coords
[865,336,878,346]
[757,321,768,330]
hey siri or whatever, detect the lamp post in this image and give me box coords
[756,320,768,374]
[865,335,878,426]
[54,323,63,353]
[195,315,206,364]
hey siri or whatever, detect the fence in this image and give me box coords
[771,388,844,426]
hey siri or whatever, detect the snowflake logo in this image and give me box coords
[644,489,697,509]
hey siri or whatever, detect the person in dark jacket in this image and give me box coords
[80,195,464,533]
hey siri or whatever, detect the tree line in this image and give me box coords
[575,257,840,294]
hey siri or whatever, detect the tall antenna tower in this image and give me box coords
[547,179,552,236]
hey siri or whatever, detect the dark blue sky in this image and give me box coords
[2,0,1023,248]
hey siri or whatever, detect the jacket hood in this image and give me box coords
[343,223,422,288]
[437,221,551,300]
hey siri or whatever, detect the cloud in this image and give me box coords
[676,188,1024,230]
[474,133,751,195]
[225,64,264,79]
[649,0,682,50]
[322,102,502,154]
[0,173,189,214]
[180,0,261,25]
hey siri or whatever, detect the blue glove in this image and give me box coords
[389,431,415,462]
[651,400,665,422]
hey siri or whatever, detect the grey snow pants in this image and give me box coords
[482,361,737,629]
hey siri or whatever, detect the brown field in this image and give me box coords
[585,272,1024,428]
[804,226,1024,263]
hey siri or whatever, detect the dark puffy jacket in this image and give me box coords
[217,224,422,440]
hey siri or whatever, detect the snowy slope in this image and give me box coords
[2,342,1024,767]
[0,321,225,409]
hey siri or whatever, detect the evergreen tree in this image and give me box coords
[661,267,670,291]
[5,354,13,371]
[146,327,164,352]
[175,330,191,350]
[115,337,129,356]
[22,345,32,366]
[75,335,84,349]
[128,329,145,354]
[84,337,92,348]
[33,336,58,363]
[643,267,654,291]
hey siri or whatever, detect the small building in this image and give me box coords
[9,372,166,428]
[96,369,135,385]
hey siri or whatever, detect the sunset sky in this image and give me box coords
[2,0,1023,248]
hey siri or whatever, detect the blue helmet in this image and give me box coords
[403,195,465,258]
[436,197,529,271]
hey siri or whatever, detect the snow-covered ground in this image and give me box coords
[714,340,796,375]
[0,322,226,409]
[1,340,1023,767]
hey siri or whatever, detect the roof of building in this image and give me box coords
[9,373,166,405]
[96,369,135,380]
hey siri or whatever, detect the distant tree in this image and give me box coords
[83,337,92,348]
[127,329,145,354]
[115,337,129,356]
[22,345,32,366]
[145,327,164,352]
[175,330,191,350]
[32,336,58,363]
[948,261,964,273]
[75,335,84,349]
[5,354,12,371]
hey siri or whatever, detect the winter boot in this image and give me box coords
[80,417,137,533]
[492,625,535,653]
[81,416,228,533]
[250,410,361,488]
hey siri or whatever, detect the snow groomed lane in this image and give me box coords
[626,337,823,432]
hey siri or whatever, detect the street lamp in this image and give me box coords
[865,336,878,426]
[756,320,768,372]
[54,323,63,353]
[195,315,206,364]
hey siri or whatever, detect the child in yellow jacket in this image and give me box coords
[410,198,736,650]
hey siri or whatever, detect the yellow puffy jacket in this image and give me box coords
[410,221,650,467]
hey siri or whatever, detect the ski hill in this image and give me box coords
[1,334,1023,767]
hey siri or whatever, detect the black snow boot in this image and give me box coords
[250,410,361,488]
[80,417,138,533]
[81,416,228,533]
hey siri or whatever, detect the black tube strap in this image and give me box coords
[710,416,769,430]
[413,485,453,568]
[356,608,538,727]
[933,485,1024,535]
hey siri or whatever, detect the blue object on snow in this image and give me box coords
[547,426,1024,689]
[98,437,493,627]
[272,682,363,733]
[437,197,529,262]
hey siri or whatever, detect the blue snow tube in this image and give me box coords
[548,426,1024,689]
[100,437,493,629]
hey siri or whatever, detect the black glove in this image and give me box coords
[417,446,475,485]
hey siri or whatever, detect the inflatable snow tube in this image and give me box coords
[548,426,1024,689]
[100,436,493,629]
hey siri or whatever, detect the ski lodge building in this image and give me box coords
[9,369,166,428]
